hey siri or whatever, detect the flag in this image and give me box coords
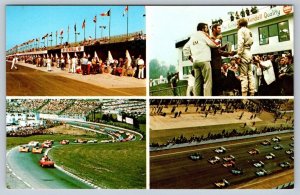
[49,32,52,37]
[74,24,77,32]
[93,15,97,23]
[94,51,99,59]
[60,29,64,35]
[108,50,113,63]
[123,6,128,16]
[36,38,39,42]
[125,50,132,65]
[101,9,111,16]
[82,19,86,29]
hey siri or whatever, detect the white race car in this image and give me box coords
[271,136,281,142]
[214,147,226,154]
[285,149,294,155]
[265,153,276,159]
[273,144,283,150]
[208,156,221,164]
[279,162,291,168]
[28,141,39,147]
[256,169,267,177]
[253,161,264,168]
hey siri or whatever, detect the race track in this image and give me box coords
[150,132,294,189]
[6,147,93,189]
[6,62,145,96]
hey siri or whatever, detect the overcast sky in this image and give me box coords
[147,5,267,67]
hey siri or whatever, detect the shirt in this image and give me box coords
[183,31,218,62]
[237,27,253,56]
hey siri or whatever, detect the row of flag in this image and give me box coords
[16,6,136,49]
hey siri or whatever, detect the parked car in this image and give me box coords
[271,136,281,142]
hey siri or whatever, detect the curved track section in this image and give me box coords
[6,147,94,189]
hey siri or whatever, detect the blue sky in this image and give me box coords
[6,5,145,50]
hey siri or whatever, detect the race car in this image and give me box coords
[44,140,54,144]
[289,143,294,147]
[265,153,276,159]
[223,155,235,161]
[32,147,43,154]
[28,141,39,147]
[279,162,291,168]
[285,149,294,155]
[256,169,267,177]
[74,139,87,143]
[290,155,294,160]
[39,156,55,168]
[261,140,271,146]
[60,140,70,145]
[290,136,294,141]
[248,148,259,155]
[223,160,235,167]
[214,179,230,188]
[253,161,265,168]
[41,142,52,148]
[208,156,221,164]
[214,147,226,154]
[87,139,98,143]
[230,168,243,175]
[273,144,283,150]
[271,136,281,142]
[19,145,30,152]
[189,152,203,161]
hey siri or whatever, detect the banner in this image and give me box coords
[61,46,84,53]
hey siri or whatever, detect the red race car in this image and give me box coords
[39,156,55,168]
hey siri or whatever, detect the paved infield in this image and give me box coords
[6,61,146,96]
[150,132,294,189]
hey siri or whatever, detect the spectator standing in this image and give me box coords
[183,22,218,96]
[237,18,255,96]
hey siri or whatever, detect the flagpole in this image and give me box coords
[56,32,58,46]
[127,7,129,40]
[95,16,97,40]
[109,10,111,40]
[84,19,86,41]
[68,25,70,43]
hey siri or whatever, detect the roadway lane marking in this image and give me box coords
[6,147,34,189]
[150,133,293,158]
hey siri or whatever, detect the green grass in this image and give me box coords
[6,133,109,150]
[150,80,188,96]
[49,141,146,189]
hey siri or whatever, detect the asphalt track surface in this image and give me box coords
[6,62,145,96]
[150,132,294,189]
[6,146,93,189]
